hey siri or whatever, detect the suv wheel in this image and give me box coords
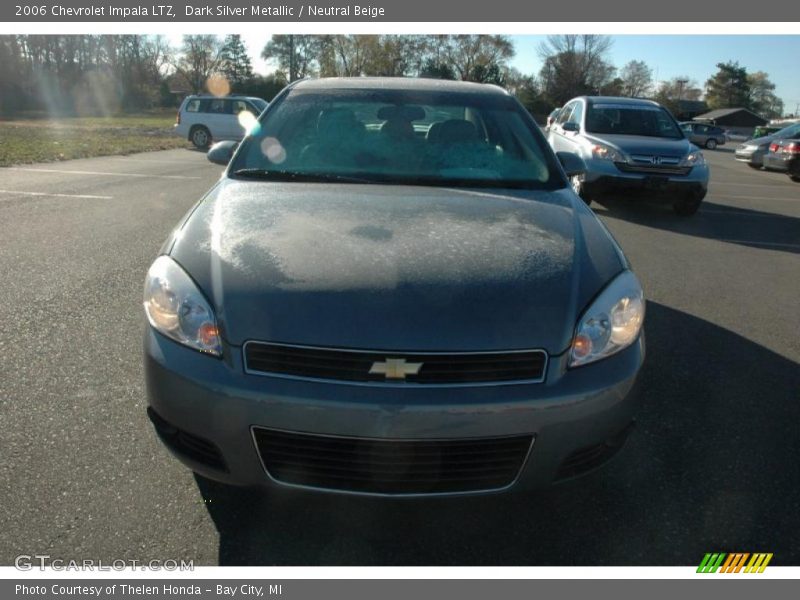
[673,192,705,217]
[190,126,211,149]
[705,139,717,150]
[570,175,593,206]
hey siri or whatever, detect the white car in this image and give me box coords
[174,95,268,149]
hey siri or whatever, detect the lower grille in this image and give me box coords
[244,342,547,385]
[253,428,534,495]
[616,162,692,176]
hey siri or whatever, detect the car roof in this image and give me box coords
[578,96,662,107]
[290,77,510,96]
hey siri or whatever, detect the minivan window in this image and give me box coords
[185,99,201,113]
[586,103,683,139]
[231,89,561,190]
[207,99,229,114]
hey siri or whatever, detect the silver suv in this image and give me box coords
[548,96,709,216]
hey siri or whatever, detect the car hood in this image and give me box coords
[587,133,695,157]
[167,180,624,354]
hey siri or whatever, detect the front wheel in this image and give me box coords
[747,162,761,170]
[570,174,593,206]
[790,175,800,183]
[705,138,717,150]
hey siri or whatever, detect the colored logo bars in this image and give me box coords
[697,553,773,573]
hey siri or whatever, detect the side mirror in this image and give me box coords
[556,151,586,178]
[561,121,580,133]
[207,141,238,166]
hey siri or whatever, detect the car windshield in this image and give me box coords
[251,98,268,112]
[230,88,560,189]
[586,103,683,139]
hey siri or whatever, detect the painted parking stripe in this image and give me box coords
[6,167,200,180]
[0,189,113,200]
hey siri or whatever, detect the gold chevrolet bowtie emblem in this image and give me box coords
[369,358,423,380]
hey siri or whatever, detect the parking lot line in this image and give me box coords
[6,167,200,180]
[0,189,113,200]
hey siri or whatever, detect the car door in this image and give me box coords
[230,100,259,138]
[204,98,231,139]
[549,101,579,153]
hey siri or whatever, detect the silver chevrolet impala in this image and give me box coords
[143,78,645,496]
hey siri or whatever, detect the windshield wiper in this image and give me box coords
[231,168,374,184]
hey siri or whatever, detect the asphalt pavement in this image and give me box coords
[0,147,798,566]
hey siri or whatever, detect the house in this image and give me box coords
[693,108,768,138]
[675,100,708,121]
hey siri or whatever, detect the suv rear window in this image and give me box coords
[185,99,201,113]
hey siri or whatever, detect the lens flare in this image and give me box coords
[237,110,260,135]
[260,137,287,164]
[206,73,230,97]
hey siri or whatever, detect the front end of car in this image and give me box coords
[577,138,709,202]
[142,182,646,497]
[143,261,645,496]
[735,139,770,166]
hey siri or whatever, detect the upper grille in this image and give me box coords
[253,427,534,495]
[244,342,547,385]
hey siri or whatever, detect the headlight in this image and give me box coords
[591,143,626,162]
[569,270,644,368]
[680,150,706,167]
[143,256,222,356]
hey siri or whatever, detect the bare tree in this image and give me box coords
[172,35,223,94]
[537,35,615,104]
[618,60,653,97]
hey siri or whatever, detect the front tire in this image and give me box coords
[570,174,593,206]
[190,126,211,150]
[790,175,800,183]
[705,139,717,150]
[747,162,761,170]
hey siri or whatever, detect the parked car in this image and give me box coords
[174,94,268,149]
[735,122,800,169]
[679,121,726,149]
[548,96,709,215]
[545,107,561,130]
[144,78,645,497]
[762,137,800,181]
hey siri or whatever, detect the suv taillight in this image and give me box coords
[176,109,181,125]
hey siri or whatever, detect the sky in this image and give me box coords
[191,34,800,114]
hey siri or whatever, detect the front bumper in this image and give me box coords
[581,158,708,200]
[144,327,645,495]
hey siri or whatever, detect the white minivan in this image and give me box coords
[174,95,268,149]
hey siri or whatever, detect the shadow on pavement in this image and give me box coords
[596,198,800,254]
[196,302,800,565]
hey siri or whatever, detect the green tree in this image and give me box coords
[747,71,784,118]
[219,34,253,89]
[704,61,750,109]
